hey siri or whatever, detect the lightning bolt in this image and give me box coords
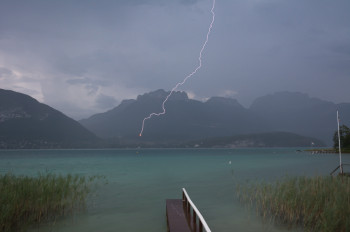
[139,0,216,137]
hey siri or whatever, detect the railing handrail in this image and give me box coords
[182,188,211,232]
[330,163,350,175]
[330,165,341,176]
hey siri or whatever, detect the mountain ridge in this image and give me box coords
[80,89,349,145]
[0,89,98,149]
[250,91,350,144]
[80,89,269,141]
[1,88,348,148]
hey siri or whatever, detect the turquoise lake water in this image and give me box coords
[0,148,348,232]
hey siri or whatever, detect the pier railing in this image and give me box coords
[182,188,211,232]
[330,163,350,176]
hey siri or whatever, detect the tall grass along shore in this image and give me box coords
[237,176,350,231]
[0,173,99,232]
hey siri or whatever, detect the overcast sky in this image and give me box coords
[1,0,349,119]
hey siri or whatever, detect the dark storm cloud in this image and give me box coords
[66,78,111,96]
[331,44,350,57]
[116,0,200,6]
[0,0,349,119]
[191,0,350,105]
[66,78,108,87]
[95,94,118,109]
[0,67,12,78]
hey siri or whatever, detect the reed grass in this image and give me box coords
[237,176,350,231]
[0,173,100,232]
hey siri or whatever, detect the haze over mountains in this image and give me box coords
[0,89,97,148]
[250,92,350,145]
[1,88,348,148]
[80,89,268,142]
[81,89,350,145]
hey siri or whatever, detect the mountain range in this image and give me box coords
[0,89,97,148]
[80,89,268,143]
[1,88,349,148]
[80,89,350,146]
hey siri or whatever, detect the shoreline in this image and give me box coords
[305,148,350,154]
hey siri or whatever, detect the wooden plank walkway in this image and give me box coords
[166,188,211,232]
[166,199,191,232]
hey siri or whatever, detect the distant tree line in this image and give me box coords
[333,125,350,150]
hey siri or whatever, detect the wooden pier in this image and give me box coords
[166,188,211,232]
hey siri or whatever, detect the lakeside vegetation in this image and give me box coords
[307,124,350,154]
[237,176,350,231]
[0,173,100,232]
[333,125,350,150]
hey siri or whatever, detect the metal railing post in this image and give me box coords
[193,208,197,228]
[182,188,211,232]
[187,201,191,220]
